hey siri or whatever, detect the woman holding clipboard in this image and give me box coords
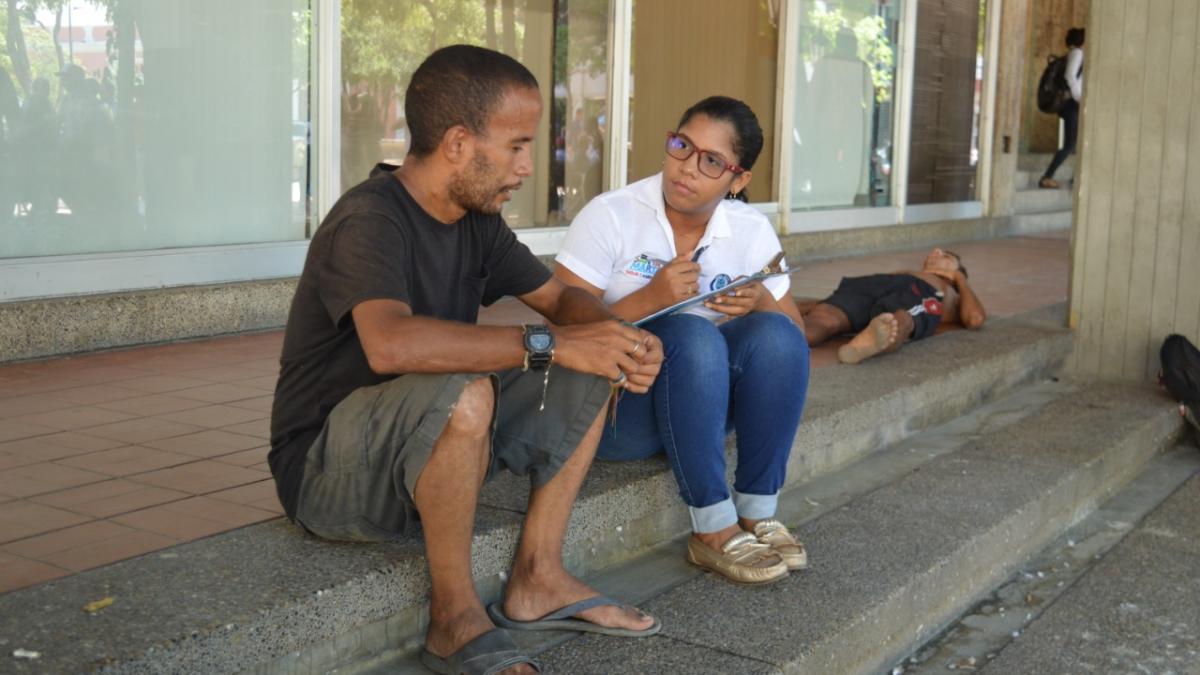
[553,97,810,585]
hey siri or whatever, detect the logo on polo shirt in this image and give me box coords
[710,274,732,291]
[623,253,663,280]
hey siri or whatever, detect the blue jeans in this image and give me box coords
[598,312,810,533]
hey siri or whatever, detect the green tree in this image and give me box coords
[2,0,112,98]
[798,1,895,104]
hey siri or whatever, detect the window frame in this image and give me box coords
[780,0,998,235]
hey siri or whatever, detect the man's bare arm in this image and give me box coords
[519,274,615,326]
[952,271,986,329]
[352,281,662,392]
[524,273,664,392]
[352,299,527,375]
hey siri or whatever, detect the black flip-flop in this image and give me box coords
[420,628,539,674]
[487,595,661,637]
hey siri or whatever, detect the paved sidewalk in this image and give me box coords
[0,233,1069,593]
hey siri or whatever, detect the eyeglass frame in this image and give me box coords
[664,131,746,179]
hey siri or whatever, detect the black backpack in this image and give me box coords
[1159,334,1200,437]
[1036,55,1070,114]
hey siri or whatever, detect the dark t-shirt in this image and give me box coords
[269,164,552,519]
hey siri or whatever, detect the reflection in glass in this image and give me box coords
[791,0,900,211]
[0,0,313,259]
[339,0,610,228]
[906,0,986,204]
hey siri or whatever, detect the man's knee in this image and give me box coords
[443,376,495,440]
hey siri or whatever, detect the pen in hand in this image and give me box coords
[690,245,709,263]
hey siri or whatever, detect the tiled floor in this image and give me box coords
[0,233,1069,593]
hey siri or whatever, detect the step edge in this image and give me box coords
[2,320,1073,674]
[786,400,1184,675]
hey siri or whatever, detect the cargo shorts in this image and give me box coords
[294,366,612,542]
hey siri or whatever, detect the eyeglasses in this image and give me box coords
[665,132,744,179]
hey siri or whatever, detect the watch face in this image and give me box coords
[529,333,553,352]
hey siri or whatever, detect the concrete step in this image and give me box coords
[1014,187,1073,215]
[1015,167,1074,190]
[978,453,1200,674]
[1018,154,1075,179]
[366,377,1081,673]
[899,444,1200,673]
[533,382,1185,674]
[1011,210,1073,236]
[0,308,1072,674]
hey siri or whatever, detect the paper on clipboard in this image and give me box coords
[634,269,791,327]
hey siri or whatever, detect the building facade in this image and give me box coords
[2,0,1043,361]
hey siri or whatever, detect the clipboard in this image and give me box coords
[634,268,791,327]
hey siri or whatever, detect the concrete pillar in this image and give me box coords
[1069,0,1200,381]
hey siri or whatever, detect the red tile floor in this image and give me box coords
[0,232,1069,593]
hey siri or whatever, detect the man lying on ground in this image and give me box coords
[802,248,986,364]
[269,45,662,675]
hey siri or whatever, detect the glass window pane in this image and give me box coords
[338,0,610,228]
[629,0,778,203]
[0,0,313,259]
[791,0,901,211]
[906,0,986,204]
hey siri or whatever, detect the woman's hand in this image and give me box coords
[703,281,767,318]
[646,252,701,307]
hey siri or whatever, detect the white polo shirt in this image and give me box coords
[555,173,790,322]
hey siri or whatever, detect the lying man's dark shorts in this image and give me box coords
[821,273,945,341]
[294,367,611,542]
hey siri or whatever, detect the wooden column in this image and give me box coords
[987,0,1032,217]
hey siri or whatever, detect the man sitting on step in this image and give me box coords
[802,248,987,364]
[269,45,662,675]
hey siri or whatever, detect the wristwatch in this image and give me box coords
[522,324,555,371]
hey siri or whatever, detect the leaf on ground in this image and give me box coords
[82,597,115,614]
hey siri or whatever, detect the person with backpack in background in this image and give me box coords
[1039,27,1085,189]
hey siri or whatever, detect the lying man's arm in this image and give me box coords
[952,271,987,329]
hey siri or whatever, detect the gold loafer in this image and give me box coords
[754,519,808,570]
[686,532,789,585]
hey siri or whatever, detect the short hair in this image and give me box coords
[677,96,764,172]
[944,250,969,278]
[404,45,539,158]
[1065,27,1085,48]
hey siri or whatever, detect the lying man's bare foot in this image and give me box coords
[838,312,900,364]
[425,606,538,674]
[499,564,656,634]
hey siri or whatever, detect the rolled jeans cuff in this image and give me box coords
[733,490,778,521]
[689,498,738,534]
